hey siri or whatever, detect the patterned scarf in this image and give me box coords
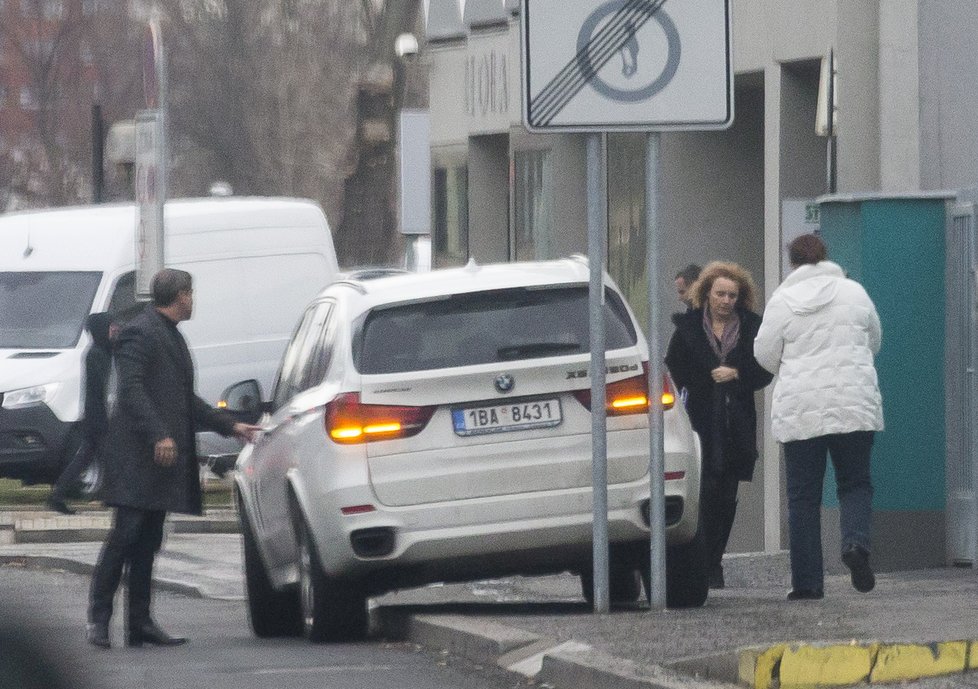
[703,307,740,364]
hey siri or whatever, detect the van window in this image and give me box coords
[0,271,101,348]
[355,286,638,374]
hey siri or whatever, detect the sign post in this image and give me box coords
[135,110,163,299]
[135,18,167,300]
[521,0,733,612]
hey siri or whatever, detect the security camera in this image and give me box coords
[395,33,419,60]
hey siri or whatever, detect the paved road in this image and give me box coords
[0,565,532,689]
[8,513,978,688]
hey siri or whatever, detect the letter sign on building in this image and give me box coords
[521,0,733,132]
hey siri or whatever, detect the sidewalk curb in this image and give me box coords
[376,608,733,689]
[0,554,205,599]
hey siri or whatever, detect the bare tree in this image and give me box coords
[335,0,423,266]
[157,0,423,266]
[0,0,142,209]
[160,0,362,215]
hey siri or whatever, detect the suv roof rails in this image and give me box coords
[332,280,368,294]
[331,267,412,295]
[345,267,411,282]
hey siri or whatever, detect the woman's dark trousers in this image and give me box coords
[703,468,740,576]
[784,431,874,593]
[88,506,167,630]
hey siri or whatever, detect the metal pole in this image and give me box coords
[826,48,837,194]
[157,21,168,266]
[91,103,104,203]
[646,132,667,609]
[587,132,609,613]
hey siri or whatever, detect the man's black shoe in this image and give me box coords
[842,544,876,593]
[126,622,189,647]
[86,623,111,649]
[46,496,75,515]
[786,588,824,601]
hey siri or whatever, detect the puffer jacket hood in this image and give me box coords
[779,262,844,315]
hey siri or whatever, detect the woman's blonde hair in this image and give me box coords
[688,261,759,312]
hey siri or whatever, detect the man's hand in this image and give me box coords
[154,437,177,466]
[233,422,261,444]
[711,365,739,384]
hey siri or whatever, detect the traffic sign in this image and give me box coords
[521,0,733,132]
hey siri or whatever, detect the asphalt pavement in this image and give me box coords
[3,507,978,689]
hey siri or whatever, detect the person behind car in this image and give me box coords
[86,269,259,649]
[754,234,883,601]
[674,263,702,312]
[47,313,118,515]
[665,261,773,590]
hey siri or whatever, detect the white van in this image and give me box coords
[0,197,339,484]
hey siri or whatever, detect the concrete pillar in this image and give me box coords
[835,1,880,192]
[878,0,921,192]
[762,64,782,553]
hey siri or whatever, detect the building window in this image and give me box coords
[607,133,648,329]
[0,85,6,108]
[80,42,94,66]
[433,164,469,268]
[513,149,555,261]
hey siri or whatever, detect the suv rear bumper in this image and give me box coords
[299,466,698,592]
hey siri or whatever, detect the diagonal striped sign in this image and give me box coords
[521,0,733,132]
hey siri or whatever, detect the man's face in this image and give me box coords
[175,289,194,321]
[675,277,691,306]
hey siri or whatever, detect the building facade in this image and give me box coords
[422,0,978,570]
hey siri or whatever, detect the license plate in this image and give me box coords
[452,399,562,436]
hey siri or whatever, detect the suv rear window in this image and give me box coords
[355,286,637,374]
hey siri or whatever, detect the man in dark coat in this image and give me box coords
[47,312,118,514]
[87,269,258,649]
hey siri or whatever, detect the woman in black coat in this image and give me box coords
[665,261,773,589]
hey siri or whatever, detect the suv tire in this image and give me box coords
[297,520,368,642]
[239,497,302,637]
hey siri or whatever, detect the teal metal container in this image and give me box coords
[816,193,952,569]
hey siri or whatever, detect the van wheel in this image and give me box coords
[297,520,368,642]
[579,562,643,607]
[239,498,302,637]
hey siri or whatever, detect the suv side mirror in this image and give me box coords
[219,379,265,424]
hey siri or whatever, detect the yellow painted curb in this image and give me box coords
[739,640,978,688]
[779,643,877,688]
[970,641,978,671]
[870,642,967,683]
[739,644,787,689]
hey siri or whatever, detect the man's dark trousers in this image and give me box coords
[88,506,166,629]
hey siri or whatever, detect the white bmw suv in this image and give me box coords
[224,257,706,642]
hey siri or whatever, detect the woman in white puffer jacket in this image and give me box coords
[754,234,883,601]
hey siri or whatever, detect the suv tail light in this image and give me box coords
[325,392,436,444]
[572,362,675,415]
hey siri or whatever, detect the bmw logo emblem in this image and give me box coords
[494,374,515,394]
